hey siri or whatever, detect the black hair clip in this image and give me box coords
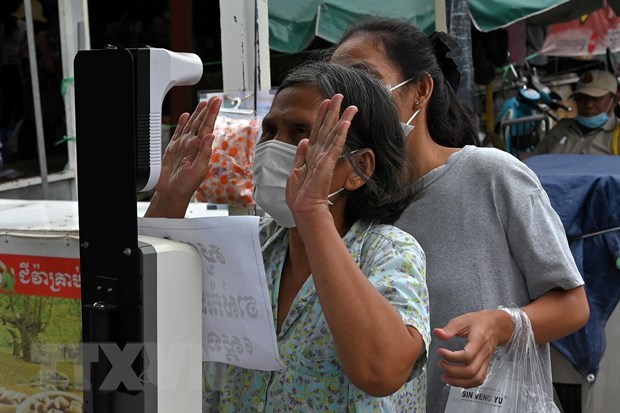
[429,32,462,93]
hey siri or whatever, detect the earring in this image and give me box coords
[416,100,420,106]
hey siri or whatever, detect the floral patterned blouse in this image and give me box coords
[203,218,430,412]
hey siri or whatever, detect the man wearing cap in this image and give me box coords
[532,69,619,155]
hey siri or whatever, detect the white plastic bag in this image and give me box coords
[435,307,561,413]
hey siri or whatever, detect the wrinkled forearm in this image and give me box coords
[296,214,424,396]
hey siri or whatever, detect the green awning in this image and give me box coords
[528,0,620,26]
[316,0,435,44]
[469,0,569,31]
[269,0,323,54]
[268,0,569,53]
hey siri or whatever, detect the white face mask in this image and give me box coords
[252,140,298,228]
[400,109,421,136]
[388,78,420,137]
[389,77,414,92]
[252,141,362,227]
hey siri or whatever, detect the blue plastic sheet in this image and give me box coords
[524,154,620,380]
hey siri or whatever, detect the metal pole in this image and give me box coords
[24,0,49,199]
[435,0,448,32]
[449,0,476,114]
[58,0,91,201]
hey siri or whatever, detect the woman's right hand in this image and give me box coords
[146,97,221,218]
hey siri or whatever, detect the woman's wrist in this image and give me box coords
[495,308,516,345]
[145,191,190,218]
[292,207,334,234]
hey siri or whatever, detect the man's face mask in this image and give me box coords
[388,78,421,136]
[575,98,614,129]
[575,94,615,129]
[576,112,609,129]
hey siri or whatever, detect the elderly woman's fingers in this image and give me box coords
[182,101,208,135]
[191,96,220,136]
[170,112,190,142]
[316,94,343,146]
[292,138,309,170]
[325,104,358,158]
[308,99,330,145]
[340,104,358,123]
[197,97,222,138]
[191,133,217,173]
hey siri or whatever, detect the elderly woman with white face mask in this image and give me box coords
[146,61,430,412]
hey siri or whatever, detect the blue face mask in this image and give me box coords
[575,112,609,129]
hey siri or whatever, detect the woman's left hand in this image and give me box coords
[433,309,513,388]
[285,94,358,225]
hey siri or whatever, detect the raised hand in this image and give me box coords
[146,97,221,217]
[285,94,358,226]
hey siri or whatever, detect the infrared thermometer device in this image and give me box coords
[135,48,203,192]
[75,47,203,413]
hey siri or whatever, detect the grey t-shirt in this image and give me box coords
[395,145,584,411]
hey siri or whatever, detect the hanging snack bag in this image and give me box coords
[195,114,261,207]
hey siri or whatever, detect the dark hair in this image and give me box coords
[277,61,414,224]
[336,17,479,148]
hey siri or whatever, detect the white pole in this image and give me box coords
[435,0,448,32]
[219,0,271,94]
[24,0,49,198]
[58,0,91,200]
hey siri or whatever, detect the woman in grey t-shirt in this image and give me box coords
[331,17,589,411]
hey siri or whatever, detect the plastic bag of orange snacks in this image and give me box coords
[195,115,261,207]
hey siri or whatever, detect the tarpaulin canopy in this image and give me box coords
[268,0,569,53]
[268,0,433,53]
[469,0,569,31]
[528,0,620,26]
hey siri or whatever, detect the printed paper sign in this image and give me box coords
[138,216,285,371]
